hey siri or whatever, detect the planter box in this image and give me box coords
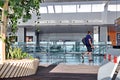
[0,59,39,78]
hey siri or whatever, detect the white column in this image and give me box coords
[93,26,99,43]
[17,27,25,42]
[102,2,108,24]
[100,26,108,42]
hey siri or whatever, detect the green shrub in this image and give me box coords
[7,47,33,60]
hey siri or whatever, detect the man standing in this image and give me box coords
[82,31,94,63]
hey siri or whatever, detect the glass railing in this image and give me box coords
[13,41,111,53]
[12,41,112,65]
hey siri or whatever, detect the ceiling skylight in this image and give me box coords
[48,5,54,13]
[108,4,120,11]
[39,7,47,13]
[77,4,91,12]
[55,5,62,13]
[62,5,76,13]
[92,4,104,12]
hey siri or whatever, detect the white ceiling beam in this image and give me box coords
[53,5,56,13]
[104,0,110,8]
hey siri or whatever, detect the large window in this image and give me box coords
[55,5,62,13]
[77,4,91,12]
[39,7,47,13]
[108,4,120,11]
[26,36,33,42]
[62,5,76,13]
[92,4,104,12]
[48,5,54,13]
[40,3,105,14]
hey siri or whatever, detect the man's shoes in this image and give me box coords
[81,53,84,59]
[89,59,93,63]
[82,55,84,59]
[81,53,84,63]
[82,59,84,63]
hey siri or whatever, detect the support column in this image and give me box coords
[35,29,40,48]
[100,26,108,42]
[24,28,26,42]
[102,2,108,24]
[93,26,99,43]
[17,27,25,42]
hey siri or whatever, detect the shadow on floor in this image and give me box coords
[1,64,97,80]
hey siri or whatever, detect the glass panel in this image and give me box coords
[65,41,75,52]
[62,5,76,13]
[26,36,33,42]
[117,5,120,11]
[92,4,104,12]
[55,5,62,13]
[12,41,111,64]
[77,4,91,12]
[108,5,117,11]
[39,41,48,52]
[39,7,47,13]
[108,4,120,11]
[48,5,54,13]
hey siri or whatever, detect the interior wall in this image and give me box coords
[39,33,86,41]
[108,27,116,46]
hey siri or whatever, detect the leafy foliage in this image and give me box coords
[0,0,4,7]
[7,47,33,59]
[0,35,33,59]
[0,0,41,34]
[0,0,41,60]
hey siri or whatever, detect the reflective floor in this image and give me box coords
[30,52,104,65]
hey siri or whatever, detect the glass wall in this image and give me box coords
[40,3,105,14]
[12,41,111,65]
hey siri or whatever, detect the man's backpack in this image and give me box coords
[82,37,86,45]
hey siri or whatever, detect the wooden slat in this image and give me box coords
[0,63,4,70]
[0,63,9,76]
[5,62,17,78]
[9,63,18,77]
[10,62,22,77]
[21,62,28,76]
[1,63,13,78]
[14,62,23,77]
[17,62,26,77]
[0,59,39,78]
